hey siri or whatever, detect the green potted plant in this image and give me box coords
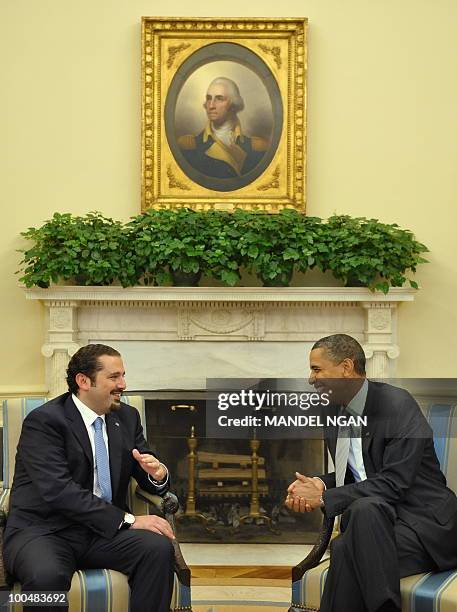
[202,210,243,286]
[126,208,242,286]
[17,210,428,293]
[321,215,428,293]
[18,212,133,287]
[234,208,323,286]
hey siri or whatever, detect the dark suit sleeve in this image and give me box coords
[129,408,170,495]
[317,472,336,490]
[322,398,431,518]
[18,410,124,539]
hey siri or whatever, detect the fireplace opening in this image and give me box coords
[144,391,324,544]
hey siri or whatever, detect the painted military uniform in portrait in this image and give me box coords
[178,121,269,179]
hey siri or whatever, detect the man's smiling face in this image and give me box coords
[308,347,363,406]
[79,354,127,414]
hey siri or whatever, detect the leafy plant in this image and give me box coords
[126,208,242,286]
[234,208,324,286]
[17,209,429,292]
[18,212,132,287]
[321,215,429,293]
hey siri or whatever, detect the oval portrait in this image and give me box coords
[165,42,283,192]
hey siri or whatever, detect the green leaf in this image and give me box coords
[247,245,259,258]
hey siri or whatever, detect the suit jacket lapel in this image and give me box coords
[64,395,93,469]
[361,381,379,474]
[325,403,340,463]
[106,413,122,500]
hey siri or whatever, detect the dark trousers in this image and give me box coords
[5,524,174,612]
[320,497,437,612]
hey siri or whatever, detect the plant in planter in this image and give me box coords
[321,215,428,293]
[127,208,242,286]
[130,208,205,286]
[18,212,132,287]
[234,208,323,286]
[202,210,243,286]
[17,209,429,293]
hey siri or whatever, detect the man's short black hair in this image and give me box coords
[312,334,366,376]
[66,344,121,395]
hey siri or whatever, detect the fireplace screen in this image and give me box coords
[144,391,324,543]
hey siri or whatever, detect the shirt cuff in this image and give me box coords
[147,462,169,489]
[313,476,327,491]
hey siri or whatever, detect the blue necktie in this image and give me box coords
[93,417,112,502]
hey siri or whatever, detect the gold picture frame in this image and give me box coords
[142,17,307,212]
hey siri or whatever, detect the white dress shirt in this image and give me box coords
[72,393,110,499]
[315,379,368,492]
[344,378,368,483]
[72,394,169,499]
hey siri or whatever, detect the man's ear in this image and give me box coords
[75,372,91,392]
[341,358,356,377]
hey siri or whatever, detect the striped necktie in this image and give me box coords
[93,417,112,502]
[335,408,351,487]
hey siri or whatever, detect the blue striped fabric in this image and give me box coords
[2,397,47,488]
[426,404,455,477]
[409,570,457,612]
[176,583,192,609]
[77,569,112,612]
[291,579,302,605]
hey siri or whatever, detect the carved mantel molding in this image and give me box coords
[23,286,415,397]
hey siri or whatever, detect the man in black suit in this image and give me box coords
[286,334,457,612]
[4,344,175,612]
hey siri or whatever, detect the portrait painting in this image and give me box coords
[165,43,283,192]
[142,18,307,211]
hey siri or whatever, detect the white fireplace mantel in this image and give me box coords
[24,286,415,397]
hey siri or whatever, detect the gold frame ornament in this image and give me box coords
[142,17,307,212]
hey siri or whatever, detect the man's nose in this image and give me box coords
[308,373,315,385]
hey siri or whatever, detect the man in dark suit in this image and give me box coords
[3,344,175,612]
[286,334,457,612]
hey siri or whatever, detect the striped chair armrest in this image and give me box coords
[2,398,48,489]
[424,403,457,493]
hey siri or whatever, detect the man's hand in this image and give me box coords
[132,449,167,482]
[285,472,324,513]
[131,514,175,540]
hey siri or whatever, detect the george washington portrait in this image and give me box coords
[177,77,269,180]
[165,43,283,192]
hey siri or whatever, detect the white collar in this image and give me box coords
[72,393,106,428]
[346,379,369,416]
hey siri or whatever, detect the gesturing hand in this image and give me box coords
[132,514,175,539]
[132,449,167,482]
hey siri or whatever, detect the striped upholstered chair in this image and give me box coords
[289,403,457,612]
[0,395,192,612]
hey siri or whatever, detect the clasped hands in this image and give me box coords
[285,472,324,513]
